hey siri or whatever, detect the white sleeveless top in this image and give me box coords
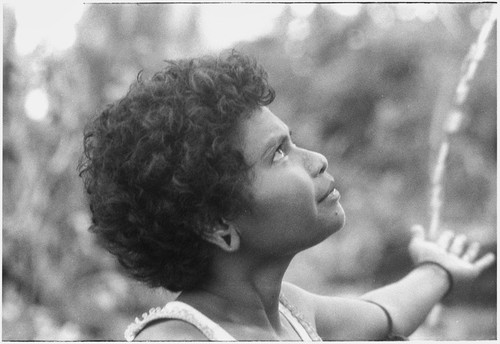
[124,295,322,341]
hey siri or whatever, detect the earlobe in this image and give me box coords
[205,220,240,252]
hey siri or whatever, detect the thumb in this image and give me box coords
[411,224,426,241]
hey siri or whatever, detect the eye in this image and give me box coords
[272,145,287,163]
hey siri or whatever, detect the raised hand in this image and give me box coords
[409,225,495,283]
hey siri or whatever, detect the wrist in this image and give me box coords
[414,261,454,299]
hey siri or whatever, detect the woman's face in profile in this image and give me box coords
[232,107,345,256]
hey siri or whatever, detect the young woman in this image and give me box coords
[79,51,495,341]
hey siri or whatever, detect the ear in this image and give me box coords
[204,219,240,252]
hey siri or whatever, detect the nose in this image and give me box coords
[302,149,328,177]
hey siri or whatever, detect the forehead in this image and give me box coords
[237,107,288,162]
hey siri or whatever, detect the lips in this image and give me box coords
[318,180,339,203]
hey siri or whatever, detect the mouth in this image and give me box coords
[318,180,340,203]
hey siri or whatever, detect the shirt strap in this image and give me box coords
[279,294,323,341]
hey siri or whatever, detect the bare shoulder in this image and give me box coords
[282,280,367,310]
[134,319,208,341]
[281,282,352,319]
[282,281,386,340]
[281,281,314,300]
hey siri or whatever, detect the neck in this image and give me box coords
[180,250,294,330]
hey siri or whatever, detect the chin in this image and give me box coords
[314,216,345,246]
[307,204,346,247]
[329,204,346,233]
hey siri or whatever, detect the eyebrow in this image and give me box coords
[261,129,292,160]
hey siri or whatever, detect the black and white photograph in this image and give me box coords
[2,1,497,341]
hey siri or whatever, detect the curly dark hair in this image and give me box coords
[79,51,275,291]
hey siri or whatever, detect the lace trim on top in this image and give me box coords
[124,294,322,341]
[279,294,322,341]
[124,301,236,341]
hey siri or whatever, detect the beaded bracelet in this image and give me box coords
[415,261,454,298]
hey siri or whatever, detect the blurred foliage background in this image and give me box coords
[2,2,496,340]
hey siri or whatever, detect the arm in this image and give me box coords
[287,226,494,340]
[282,282,392,341]
[361,225,495,337]
[360,262,450,337]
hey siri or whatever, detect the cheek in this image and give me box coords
[251,173,317,227]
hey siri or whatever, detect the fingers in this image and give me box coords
[436,231,493,263]
[447,234,496,273]
[462,242,480,262]
[449,234,467,256]
[411,226,495,274]
[411,225,426,240]
[437,230,454,250]
[473,252,496,272]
